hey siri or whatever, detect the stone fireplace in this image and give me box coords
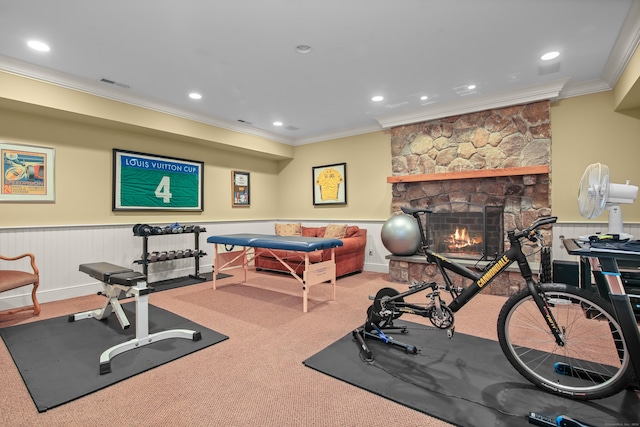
[387,101,552,296]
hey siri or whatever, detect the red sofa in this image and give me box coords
[254,225,367,278]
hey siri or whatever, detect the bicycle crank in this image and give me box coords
[428,304,454,329]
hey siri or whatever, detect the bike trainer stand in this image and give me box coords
[352,318,417,362]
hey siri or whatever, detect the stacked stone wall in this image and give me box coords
[387,100,552,296]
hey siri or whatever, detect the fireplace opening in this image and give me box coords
[424,203,504,260]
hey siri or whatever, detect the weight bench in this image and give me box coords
[70,262,201,374]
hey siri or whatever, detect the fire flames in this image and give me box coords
[447,227,482,250]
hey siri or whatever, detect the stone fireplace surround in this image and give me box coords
[387,101,552,296]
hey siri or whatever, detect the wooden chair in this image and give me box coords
[0,253,41,317]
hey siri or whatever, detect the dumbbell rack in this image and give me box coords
[134,227,207,283]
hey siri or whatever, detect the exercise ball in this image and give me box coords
[381,214,421,256]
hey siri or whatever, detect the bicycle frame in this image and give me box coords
[381,209,565,345]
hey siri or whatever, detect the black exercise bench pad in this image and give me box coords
[303,321,638,427]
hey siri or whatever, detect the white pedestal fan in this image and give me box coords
[578,162,638,240]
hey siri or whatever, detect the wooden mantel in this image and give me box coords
[387,165,549,184]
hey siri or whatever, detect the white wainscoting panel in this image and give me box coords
[0,221,274,310]
[0,220,389,310]
[4,219,638,311]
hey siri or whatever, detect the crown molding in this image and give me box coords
[601,0,640,86]
[558,79,613,99]
[292,122,383,146]
[0,55,295,145]
[375,79,569,129]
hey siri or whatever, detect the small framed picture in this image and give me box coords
[1,142,55,202]
[313,163,346,205]
[232,170,250,207]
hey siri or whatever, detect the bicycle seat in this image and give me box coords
[401,206,432,215]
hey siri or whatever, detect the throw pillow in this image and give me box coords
[324,224,347,239]
[345,226,359,238]
[275,223,302,236]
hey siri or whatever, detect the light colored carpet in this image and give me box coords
[0,269,510,427]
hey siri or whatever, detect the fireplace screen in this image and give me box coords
[425,204,504,260]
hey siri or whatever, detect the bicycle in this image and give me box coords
[353,206,633,400]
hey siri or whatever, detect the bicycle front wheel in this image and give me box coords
[497,283,630,400]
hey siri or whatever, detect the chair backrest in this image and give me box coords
[0,253,41,316]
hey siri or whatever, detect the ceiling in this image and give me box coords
[0,0,638,146]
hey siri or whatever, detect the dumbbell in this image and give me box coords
[147,252,160,262]
[183,225,193,233]
[152,226,164,235]
[183,249,193,257]
[166,251,177,260]
[133,224,151,236]
[170,222,184,233]
[158,251,168,261]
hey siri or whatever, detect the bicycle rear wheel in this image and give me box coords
[497,283,630,400]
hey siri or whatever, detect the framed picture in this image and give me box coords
[313,162,347,205]
[1,142,55,202]
[112,149,204,211]
[232,170,250,207]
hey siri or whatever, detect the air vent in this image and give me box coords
[237,119,254,126]
[99,78,130,89]
[285,125,299,131]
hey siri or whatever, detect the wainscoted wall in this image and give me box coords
[2,219,638,310]
[0,220,387,310]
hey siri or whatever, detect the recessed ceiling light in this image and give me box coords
[296,45,312,54]
[273,121,283,126]
[372,95,384,102]
[420,95,428,101]
[541,51,560,61]
[467,84,476,90]
[27,40,50,52]
[188,93,202,100]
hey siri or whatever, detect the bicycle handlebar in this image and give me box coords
[513,216,557,241]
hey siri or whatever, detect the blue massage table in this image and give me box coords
[206,233,344,312]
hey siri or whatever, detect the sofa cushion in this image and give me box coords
[345,225,360,238]
[275,223,301,236]
[301,226,319,237]
[323,224,347,239]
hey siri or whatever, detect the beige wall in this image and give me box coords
[276,131,393,220]
[550,90,640,222]
[2,75,640,227]
[0,107,282,226]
